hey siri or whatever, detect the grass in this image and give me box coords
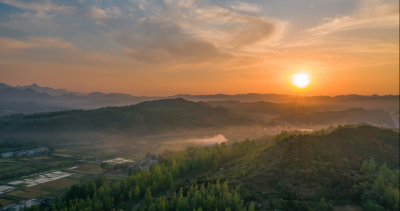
[0,164,23,173]
[68,173,86,179]
[71,164,103,175]
[0,156,75,178]
[40,178,79,189]
[6,190,25,196]
[19,191,46,199]
[0,198,13,206]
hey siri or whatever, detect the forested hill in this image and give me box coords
[39,125,399,211]
[231,125,399,210]
[0,98,248,134]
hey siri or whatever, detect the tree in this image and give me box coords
[248,202,255,211]
[212,158,218,170]
[363,200,384,211]
[165,172,174,190]
[144,187,153,207]
[48,145,55,155]
[134,186,140,200]
[128,190,133,201]
[148,203,156,211]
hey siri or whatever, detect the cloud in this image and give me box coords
[0,0,110,20]
[0,0,72,12]
[191,7,284,49]
[1,0,286,68]
[102,1,286,66]
[0,37,78,54]
[307,0,399,35]
[85,7,108,19]
[124,39,232,64]
[230,2,262,13]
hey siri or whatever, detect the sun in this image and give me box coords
[292,73,310,88]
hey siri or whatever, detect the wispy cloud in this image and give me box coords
[230,2,262,13]
[307,0,399,35]
[0,37,78,54]
[0,0,110,20]
[102,1,286,67]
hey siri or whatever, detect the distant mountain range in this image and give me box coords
[0,87,53,102]
[0,82,398,115]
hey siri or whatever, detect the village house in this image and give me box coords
[128,158,158,171]
[36,147,48,153]
[14,151,23,157]
[1,151,13,158]
[1,146,49,159]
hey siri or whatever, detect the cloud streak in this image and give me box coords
[307,0,399,35]
[0,0,110,20]
[0,37,78,54]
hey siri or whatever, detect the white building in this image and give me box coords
[1,152,13,158]
[36,147,48,153]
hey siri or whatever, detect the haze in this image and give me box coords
[0,0,398,96]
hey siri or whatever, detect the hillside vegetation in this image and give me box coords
[22,125,399,211]
[212,125,399,210]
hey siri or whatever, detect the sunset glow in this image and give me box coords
[0,0,398,96]
[292,73,310,89]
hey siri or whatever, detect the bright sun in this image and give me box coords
[292,73,310,88]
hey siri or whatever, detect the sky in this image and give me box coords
[0,0,398,96]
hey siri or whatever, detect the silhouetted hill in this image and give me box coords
[0,98,248,135]
[14,83,85,96]
[207,100,315,116]
[0,88,53,102]
[276,107,394,127]
[0,83,11,91]
[0,101,69,116]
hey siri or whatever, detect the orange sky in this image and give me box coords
[0,0,398,96]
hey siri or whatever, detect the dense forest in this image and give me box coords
[237,125,399,210]
[23,125,399,211]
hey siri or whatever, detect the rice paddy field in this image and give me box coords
[0,156,75,179]
[0,164,104,207]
